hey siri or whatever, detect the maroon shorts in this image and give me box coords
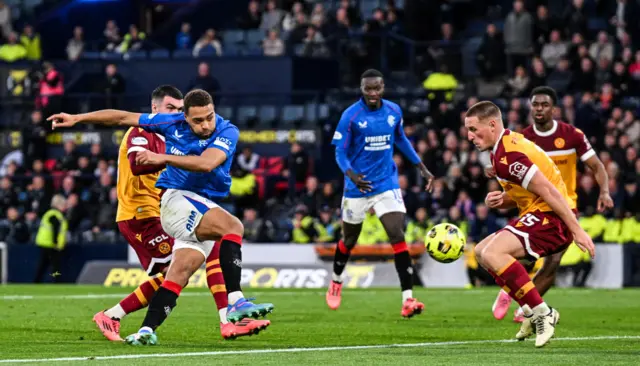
[118,217,174,276]
[499,211,573,260]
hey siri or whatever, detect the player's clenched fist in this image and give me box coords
[135,150,165,166]
[48,113,79,129]
[484,191,503,209]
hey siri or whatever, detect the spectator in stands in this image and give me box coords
[0,177,17,217]
[193,28,222,57]
[503,65,530,98]
[504,0,533,73]
[468,204,499,244]
[38,62,64,118]
[309,2,326,28]
[610,0,639,43]
[302,25,328,57]
[34,195,68,283]
[405,207,432,244]
[595,58,613,92]
[176,22,192,50]
[422,64,458,104]
[628,50,640,89]
[56,142,79,171]
[242,207,274,243]
[283,1,307,32]
[117,25,145,54]
[23,175,48,216]
[611,61,631,96]
[0,1,11,39]
[316,204,340,243]
[533,5,555,53]
[541,29,567,69]
[0,207,31,245]
[547,57,573,95]
[21,110,47,166]
[0,32,26,62]
[298,176,320,217]
[263,29,285,57]
[88,143,107,171]
[94,159,115,180]
[236,146,259,174]
[399,174,418,218]
[590,31,614,62]
[573,57,596,92]
[187,62,221,104]
[20,25,41,61]
[260,0,284,31]
[103,20,121,52]
[284,142,309,197]
[237,0,262,30]
[318,181,340,211]
[563,0,588,38]
[89,187,118,242]
[338,0,360,26]
[291,205,322,244]
[66,26,84,61]
[101,64,125,109]
[476,23,506,81]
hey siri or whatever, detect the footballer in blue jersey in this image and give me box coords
[48,89,273,345]
[326,69,434,318]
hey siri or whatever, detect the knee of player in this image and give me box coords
[475,243,487,261]
[387,231,405,245]
[227,216,244,237]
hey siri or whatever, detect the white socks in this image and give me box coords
[532,302,550,316]
[332,272,343,283]
[402,289,413,303]
[104,304,126,320]
[228,291,244,305]
[219,307,228,324]
[521,304,534,317]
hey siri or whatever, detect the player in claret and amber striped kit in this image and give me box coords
[491,87,613,323]
[465,101,595,348]
[91,86,265,341]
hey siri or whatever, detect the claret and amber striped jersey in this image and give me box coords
[491,129,572,216]
[522,120,594,208]
[115,127,166,222]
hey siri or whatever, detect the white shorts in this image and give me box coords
[341,189,406,224]
[160,189,219,258]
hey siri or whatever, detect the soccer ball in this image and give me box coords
[424,223,466,263]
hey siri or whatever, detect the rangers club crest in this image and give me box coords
[387,115,396,127]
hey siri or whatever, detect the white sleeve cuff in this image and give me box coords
[127,146,146,155]
[522,164,538,191]
[580,149,596,162]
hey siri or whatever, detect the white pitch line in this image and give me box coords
[0,335,638,364]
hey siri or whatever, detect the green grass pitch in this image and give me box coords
[1,285,639,365]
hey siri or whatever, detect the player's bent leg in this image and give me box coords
[325,213,364,310]
[378,211,424,318]
[477,230,558,347]
[195,207,273,324]
[125,243,206,346]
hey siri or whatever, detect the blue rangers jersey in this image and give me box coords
[331,98,420,198]
[138,112,239,201]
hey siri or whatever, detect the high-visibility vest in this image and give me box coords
[35,209,68,250]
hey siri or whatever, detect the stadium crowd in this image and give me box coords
[0,0,638,249]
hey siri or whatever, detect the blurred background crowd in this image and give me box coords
[0,0,637,262]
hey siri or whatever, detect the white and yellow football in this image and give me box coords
[424,223,466,263]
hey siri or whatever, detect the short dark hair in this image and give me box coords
[151,85,183,102]
[361,69,383,80]
[466,101,502,121]
[530,86,558,105]
[184,89,213,114]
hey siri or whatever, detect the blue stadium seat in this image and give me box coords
[102,52,122,60]
[198,48,219,58]
[81,51,101,60]
[318,104,330,120]
[149,49,170,59]
[223,44,242,56]
[172,49,193,59]
[237,106,257,124]
[588,18,608,32]
[245,46,263,56]
[281,105,305,125]
[126,50,147,60]
[246,29,265,46]
[216,106,233,120]
[223,29,245,45]
[462,37,483,77]
[294,44,305,56]
[304,103,319,122]
[258,105,278,123]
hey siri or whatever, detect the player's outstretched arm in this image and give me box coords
[48,110,142,129]
[136,148,226,173]
[584,155,614,212]
[527,170,596,258]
